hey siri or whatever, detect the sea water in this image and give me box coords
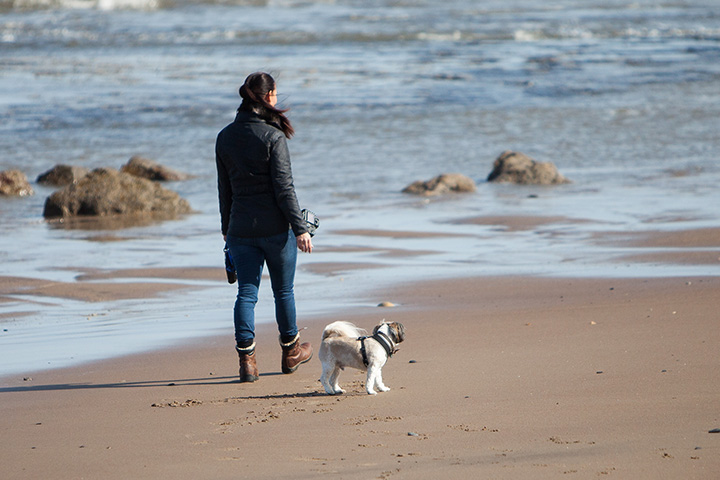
[1,0,719,376]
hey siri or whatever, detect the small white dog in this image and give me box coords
[319,320,406,395]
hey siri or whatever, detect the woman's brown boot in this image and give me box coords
[236,343,259,383]
[280,334,313,374]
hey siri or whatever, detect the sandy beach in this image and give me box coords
[2,263,719,478]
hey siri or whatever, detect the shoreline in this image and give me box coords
[2,273,719,479]
[1,221,719,377]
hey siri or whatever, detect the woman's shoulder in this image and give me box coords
[258,121,286,144]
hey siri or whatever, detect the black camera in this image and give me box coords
[223,245,236,284]
[302,209,320,237]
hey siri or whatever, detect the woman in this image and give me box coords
[216,72,313,383]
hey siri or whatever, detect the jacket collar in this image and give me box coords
[234,110,283,133]
[234,110,264,124]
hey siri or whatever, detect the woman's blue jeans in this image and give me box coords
[226,230,298,346]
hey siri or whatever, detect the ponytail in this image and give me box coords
[238,72,294,139]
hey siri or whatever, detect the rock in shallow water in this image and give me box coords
[43,167,191,219]
[0,170,34,196]
[402,173,477,196]
[487,151,570,185]
[120,155,191,181]
[37,164,90,186]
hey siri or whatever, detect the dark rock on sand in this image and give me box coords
[487,151,570,185]
[43,167,191,219]
[37,164,90,186]
[120,155,191,181]
[402,173,477,196]
[0,170,34,196]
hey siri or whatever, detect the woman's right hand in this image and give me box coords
[296,232,313,253]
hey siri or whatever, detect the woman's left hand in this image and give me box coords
[296,232,313,253]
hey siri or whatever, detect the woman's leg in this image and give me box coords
[226,235,265,346]
[261,230,312,375]
[261,229,298,339]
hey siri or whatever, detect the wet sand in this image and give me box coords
[597,226,720,267]
[0,275,195,303]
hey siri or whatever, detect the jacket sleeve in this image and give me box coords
[216,139,232,236]
[269,134,308,237]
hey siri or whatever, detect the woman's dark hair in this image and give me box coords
[238,72,294,138]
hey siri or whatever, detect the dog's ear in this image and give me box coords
[392,322,405,343]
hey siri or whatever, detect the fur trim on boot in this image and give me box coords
[280,334,313,374]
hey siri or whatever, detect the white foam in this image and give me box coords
[416,30,462,42]
[9,0,159,10]
[513,29,542,42]
[97,0,158,10]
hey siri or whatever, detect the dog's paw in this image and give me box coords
[323,386,345,395]
[377,385,390,392]
[366,389,377,395]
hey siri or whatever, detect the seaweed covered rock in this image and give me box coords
[0,170,34,196]
[402,173,477,196]
[37,164,90,186]
[120,155,191,181]
[43,168,191,219]
[487,151,570,185]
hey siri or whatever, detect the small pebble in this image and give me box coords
[377,301,395,308]
[408,360,417,364]
[408,432,419,437]
[709,428,720,434]
[596,371,603,374]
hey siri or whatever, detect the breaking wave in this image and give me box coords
[1,0,338,12]
[4,0,160,10]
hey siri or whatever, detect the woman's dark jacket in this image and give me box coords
[216,110,307,238]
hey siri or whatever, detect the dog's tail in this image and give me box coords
[322,321,367,340]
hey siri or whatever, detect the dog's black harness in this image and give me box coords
[358,331,396,367]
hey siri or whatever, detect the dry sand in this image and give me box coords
[2,271,719,479]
